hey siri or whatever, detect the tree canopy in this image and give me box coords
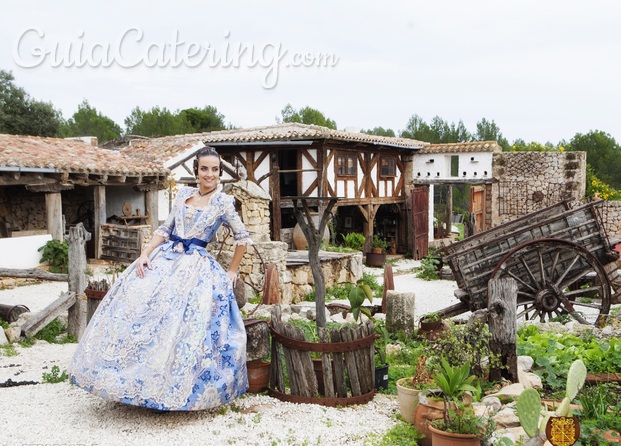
[61,100,122,143]
[400,114,471,144]
[0,69,63,137]
[363,126,396,137]
[179,106,227,133]
[124,106,194,137]
[280,104,337,129]
[124,105,227,137]
[568,130,621,189]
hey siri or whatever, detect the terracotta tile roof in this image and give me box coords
[121,123,429,163]
[418,140,502,154]
[0,134,167,176]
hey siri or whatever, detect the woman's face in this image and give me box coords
[196,155,220,190]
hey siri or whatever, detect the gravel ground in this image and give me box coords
[0,259,463,446]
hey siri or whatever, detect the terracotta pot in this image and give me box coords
[417,319,446,341]
[396,378,422,424]
[428,425,480,446]
[413,395,446,446]
[84,288,107,300]
[292,212,330,250]
[414,392,472,446]
[246,360,270,393]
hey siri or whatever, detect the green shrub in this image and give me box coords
[343,232,365,251]
[38,240,69,273]
[42,365,68,383]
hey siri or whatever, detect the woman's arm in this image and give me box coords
[136,234,166,278]
[227,244,246,285]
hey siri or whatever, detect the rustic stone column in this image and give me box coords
[385,290,416,335]
[45,192,64,241]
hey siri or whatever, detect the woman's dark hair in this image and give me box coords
[193,146,223,177]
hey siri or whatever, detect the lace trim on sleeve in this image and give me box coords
[233,231,253,246]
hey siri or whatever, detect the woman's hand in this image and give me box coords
[227,270,237,286]
[136,253,152,278]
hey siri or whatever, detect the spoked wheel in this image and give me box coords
[490,239,611,327]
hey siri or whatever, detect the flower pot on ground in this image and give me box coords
[246,360,271,393]
[397,356,436,426]
[375,364,389,390]
[428,424,481,446]
[396,377,423,423]
[415,359,479,446]
[418,312,445,340]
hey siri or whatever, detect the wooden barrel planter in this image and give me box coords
[268,311,377,407]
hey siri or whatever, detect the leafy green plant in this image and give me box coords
[342,232,365,251]
[432,358,477,401]
[42,365,68,383]
[517,324,621,390]
[423,319,499,378]
[369,419,423,446]
[348,280,373,322]
[579,383,615,420]
[374,320,390,366]
[38,239,69,273]
[35,318,76,344]
[371,235,387,252]
[416,254,440,280]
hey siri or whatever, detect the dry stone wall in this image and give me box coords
[598,201,621,243]
[0,187,46,232]
[491,151,586,226]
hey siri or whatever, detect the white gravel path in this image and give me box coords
[0,259,462,446]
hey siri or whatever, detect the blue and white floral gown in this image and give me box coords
[69,187,252,411]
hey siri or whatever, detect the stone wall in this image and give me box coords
[0,187,46,233]
[285,252,363,303]
[598,201,621,243]
[491,151,587,226]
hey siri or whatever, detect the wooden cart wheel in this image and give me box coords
[490,239,611,327]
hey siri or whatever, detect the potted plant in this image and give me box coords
[366,235,387,267]
[418,312,445,340]
[396,355,436,424]
[414,359,478,446]
[428,405,495,446]
[374,322,390,390]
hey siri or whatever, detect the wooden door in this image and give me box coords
[470,186,485,234]
[411,186,429,260]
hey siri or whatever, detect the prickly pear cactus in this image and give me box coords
[556,397,571,417]
[517,388,542,438]
[566,359,586,400]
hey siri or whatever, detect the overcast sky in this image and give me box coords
[1,1,620,144]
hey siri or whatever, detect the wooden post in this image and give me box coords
[145,189,158,234]
[488,277,518,382]
[445,185,453,238]
[67,223,91,340]
[270,162,281,241]
[45,192,64,241]
[93,185,106,259]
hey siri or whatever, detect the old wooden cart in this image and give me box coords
[439,200,619,327]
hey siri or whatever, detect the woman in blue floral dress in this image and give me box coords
[69,147,251,411]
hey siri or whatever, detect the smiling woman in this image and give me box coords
[69,146,254,411]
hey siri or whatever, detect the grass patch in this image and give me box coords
[365,418,422,445]
[35,318,77,344]
[0,343,17,356]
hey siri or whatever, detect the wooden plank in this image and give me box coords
[318,327,335,398]
[67,223,90,340]
[292,325,318,398]
[45,192,63,241]
[269,306,285,392]
[277,321,298,395]
[21,292,76,338]
[354,324,371,394]
[0,268,68,282]
[330,328,348,398]
[94,185,106,260]
[341,327,361,396]
[366,320,376,392]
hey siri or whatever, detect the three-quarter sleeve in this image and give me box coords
[154,188,186,240]
[222,194,253,246]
